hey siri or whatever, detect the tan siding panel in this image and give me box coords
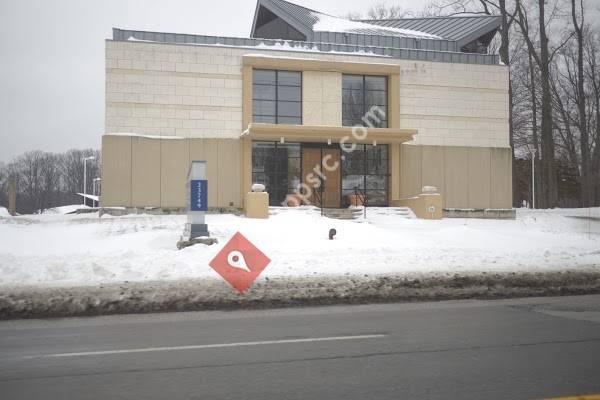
[160,139,190,208]
[218,140,242,207]
[101,135,132,207]
[490,147,512,208]
[400,144,422,198]
[467,147,491,208]
[421,145,445,196]
[131,137,161,207]
[443,146,469,208]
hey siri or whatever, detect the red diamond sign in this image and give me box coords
[209,232,271,294]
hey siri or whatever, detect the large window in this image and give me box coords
[252,142,301,206]
[253,70,302,125]
[342,75,387,128]
[342,144,388,206]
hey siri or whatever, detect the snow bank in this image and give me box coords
[0,207,10,217]
[3,271,600,319]
[0,208,598,289]
[42,205,89,215]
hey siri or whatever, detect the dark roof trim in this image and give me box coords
[112,28,501,65]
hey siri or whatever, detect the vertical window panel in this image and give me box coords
[342,74,388,128]
[252,141,301,206]
[252,69,302,125]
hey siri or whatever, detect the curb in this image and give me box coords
[1,270,600,319]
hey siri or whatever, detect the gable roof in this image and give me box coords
[251,0,443,41]
[250,0,315,39]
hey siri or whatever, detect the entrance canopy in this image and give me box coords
[242,123,417,144]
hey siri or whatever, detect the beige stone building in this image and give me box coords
[102,0,511,211]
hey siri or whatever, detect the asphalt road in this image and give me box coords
[1,295,600,400]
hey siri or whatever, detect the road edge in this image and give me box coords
[1,270,600,319]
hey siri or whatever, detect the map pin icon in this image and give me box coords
[227,250,251,272]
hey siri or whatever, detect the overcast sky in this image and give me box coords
[0,0,431,162]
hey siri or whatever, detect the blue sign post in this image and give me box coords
[190,180,208,212]
[183,161,210,239]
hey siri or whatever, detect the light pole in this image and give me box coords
[93,178,102,208]
[83,156,95,206]
[530,148,537,209]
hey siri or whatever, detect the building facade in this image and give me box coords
[102,0,512,210]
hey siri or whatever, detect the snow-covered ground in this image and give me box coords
[0,207,598,288]
[41,204,90,215]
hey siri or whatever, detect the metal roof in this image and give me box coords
[362,15,502,48]
[262,0,319,34]
[251,0,447,40]
[249,0,501,58]
[109,0,503,66]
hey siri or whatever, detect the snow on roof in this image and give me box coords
[123,36,391,58]
[76,194,99,202]
[105,132,186,140]
[311,12,441,39]
[243,53,398,67]
[253,41,386,56]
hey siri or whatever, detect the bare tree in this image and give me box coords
[1,148,101,214]
[14,151,46,213]
[0,163,7,209]
[60,149,100,204]
[478,0,520,206]
[421,0,482,16]
[588,29,600,203]
[349,0,600,207]
[569,0,592,206]
[367,2,412,19]
[41,153,62,209]
[514,0,572,208]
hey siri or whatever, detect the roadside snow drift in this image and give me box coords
[0,207,598,289]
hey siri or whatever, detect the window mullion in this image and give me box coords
[275,71,279,124]
[363,76,366,122]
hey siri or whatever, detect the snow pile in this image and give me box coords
[0,207,10,217]
[311,13,441,39]
[0,208,598,288]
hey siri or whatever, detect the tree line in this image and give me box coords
[354,0,600,208]
[0,149,101,214]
